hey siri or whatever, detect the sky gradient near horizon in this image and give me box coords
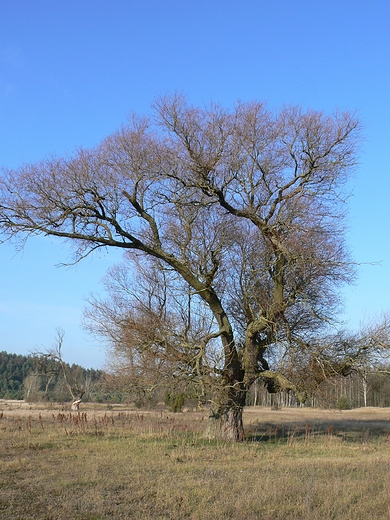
[1,1,390,368]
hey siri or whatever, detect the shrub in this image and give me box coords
[337,395,350,410]
[164,390,185,412]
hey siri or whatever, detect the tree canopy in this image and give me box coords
[0,95,370,440]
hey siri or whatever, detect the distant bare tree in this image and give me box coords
[38,329,85,410]
[23,372,41,401]
[1,95,377,439]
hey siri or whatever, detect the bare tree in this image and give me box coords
[277,316,390,398]
[38,329,85,410]
[0,95,370,439]
[84,253,227,406]
[23,372,41,401]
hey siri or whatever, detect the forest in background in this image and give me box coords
[0,351,105,403]
[2,350,390,411]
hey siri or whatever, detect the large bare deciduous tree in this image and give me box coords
[0,95,366,439]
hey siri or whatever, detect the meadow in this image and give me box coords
[1,401,390,519]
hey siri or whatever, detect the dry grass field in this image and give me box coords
[1,401,390,519]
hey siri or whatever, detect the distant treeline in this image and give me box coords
[0,351,105,402]
[2,350,390,409]
[247,369,390,410]
[0,351,35,400]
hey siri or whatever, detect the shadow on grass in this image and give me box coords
[245,417,390,443]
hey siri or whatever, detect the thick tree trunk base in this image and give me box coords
[205,407,244,442]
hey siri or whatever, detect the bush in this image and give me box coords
[164,390,185,413]
[337,395,350,410]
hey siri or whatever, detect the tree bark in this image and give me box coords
[206,383,246,442]
[206,407,245,442]
[219,406,244,441]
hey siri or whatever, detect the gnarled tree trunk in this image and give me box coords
[207,383,246,441]
[219,406,244,441]
[207,405,245,442]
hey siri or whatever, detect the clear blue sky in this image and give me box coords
[1,0,389,368]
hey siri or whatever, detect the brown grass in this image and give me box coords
[1,402,390,519]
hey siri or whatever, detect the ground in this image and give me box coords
[1,401,390,519]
